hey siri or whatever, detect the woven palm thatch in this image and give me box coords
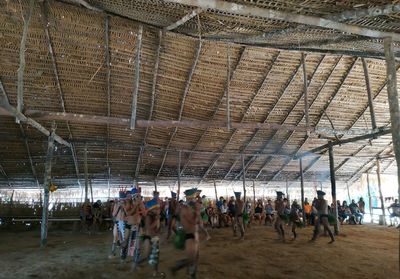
[0,0,397,190]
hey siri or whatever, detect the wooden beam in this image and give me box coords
[156,40,202,178]
[177,150,181,201]
[226,44,231,130]
[199,51,281,182]
[213,179,218,201]
[361,58,377,130]
[0,164,12,189]
[376,158,387,225]
[105,15,111,185]
[302,53,309,129]
[165,8,202,31]
[19,125,40,189]
[166,0,400,41]
[40,125,55,247]
[136,30,163,179]
[242,154,246,202]
[328,146,340,235]
[299,158,306,225]
[0,81,71,148]
[384,37,400,201]
[330,3,400,22]
[41,1,81,187]
[178,47,245,177]
[17,0,35,122]
[130,25,143,130]
[84,143,89,201]
[366,172,373,223]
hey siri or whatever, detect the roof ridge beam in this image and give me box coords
[166,0,400,41]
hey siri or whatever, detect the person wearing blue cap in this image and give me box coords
[171,188,201,278]
[123,188,145,265]
[275,191,286,242]
[310,190,335,244]
[232,191,245,239]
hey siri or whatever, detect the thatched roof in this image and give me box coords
[0,0,398,190]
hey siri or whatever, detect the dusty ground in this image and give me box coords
[0,224,398,279]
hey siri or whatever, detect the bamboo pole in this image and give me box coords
[177,151,181,201]
[242,155,246,202]
[89,178,94,204]
[84,143,89,202]
[154,180,158,192]
[346,182,351,203]
[301,53,309,129]
[213,179,218,202]
[40,125,55,247]
[130,25,143,129]
[366,172,373,223]
[226,45,231,130]
[252,180,256,209]
[299,158,306,224]
[328,146,340,235]
[376,159,386,225]
[384,37,400,203]
[361,58,377,130]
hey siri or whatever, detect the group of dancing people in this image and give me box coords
[108,187,337,278]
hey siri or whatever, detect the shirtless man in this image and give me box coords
[310,190,335,244]
[109,192,128,258]
[232,192,245,239]
[124,188,145,265]
[167,191,178,239]
[171,188,201,278]
[139,197,162,275]
[289,200,301,239]
[274,191,286,242]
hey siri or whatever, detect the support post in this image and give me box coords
[301,53,309,129]
[285,179,289,200]
[376,159,386,225]
[177,151,181,201]
[89,177,94,204]
[299,158,306,225]
[328,146,340,235]
[242,155,246,201]
[384,37,400,202]
[40,126,55,247]
[366,172,373,223]
[130,25,143,129]
[361,58,377,130]
[252,180,256,208]
[154,180,157,193]
[213,179,218,202]
[84,143,89,202]
[346,182,351,203]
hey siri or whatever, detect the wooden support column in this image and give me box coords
[17,0,35,122]
[84,143,89,202]
[346,182,351,203]
[242,155,246,201]
[299,158,306,224]
[40,126,55,248]
[89,177,94,204]
[154,180,157,192]
[301,53,309,129]
[213,179,218,202]
[286,179,289,200]
[384,37,400,201]
[130,25,143,129]
[226,45,231,130]
[177,151,181,201]
[361,58,377,130]
[252,180,256,208]
[328,146,340,235]
[366,172,373,223]
[376,159,386,225]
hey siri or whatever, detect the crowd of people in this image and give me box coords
[103,187,353,278]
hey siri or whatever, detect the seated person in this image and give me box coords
[253,199,265,225]
[264,199,274,225]
[304,201,312,226]
[388,199,400,227]
[349,199,363,225]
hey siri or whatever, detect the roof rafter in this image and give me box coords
[41,0,80,187]
[231,54,325,181]
[156,39,203,178]
[198,50,282,183]
[135,30,163,179]
[166,0,400,40]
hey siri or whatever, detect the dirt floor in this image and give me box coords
[0,224,398,279]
